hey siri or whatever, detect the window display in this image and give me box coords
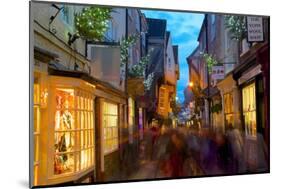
[54,88,75,174]
[54,88,95,175]
[103,102,118,154]
[242,83,257,137]
[224,93,234,128]
[128,98,135,144]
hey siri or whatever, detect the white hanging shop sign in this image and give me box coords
[246,16,264,42]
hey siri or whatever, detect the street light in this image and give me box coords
[188,81,194,88]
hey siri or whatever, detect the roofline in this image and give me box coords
[197,14,207,41]
[187,45,199,61]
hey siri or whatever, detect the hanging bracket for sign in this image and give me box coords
[246,16,264,43]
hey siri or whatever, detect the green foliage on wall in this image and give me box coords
[120,34,140,66]
[225,15,247,41]
[202,53,218,73]
[144,73,154,91]
[74,7,112,40]
[128,54,150,78]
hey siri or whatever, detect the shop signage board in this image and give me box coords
[247,16,264,42]
[238,64,262,85]
[158,86,169,117]
[211,66,225,80]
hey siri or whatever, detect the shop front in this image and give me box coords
[33,71,96,186]
[233,42,269,171]
[217,73,242,133]
[234,63,264,140]
[91,82,127,182]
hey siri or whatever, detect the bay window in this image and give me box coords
[54,87,95,176]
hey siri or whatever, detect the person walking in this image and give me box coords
[226,123,245,174]
[165,130,187,177]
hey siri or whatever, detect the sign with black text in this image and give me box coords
[247,16,264,42]
[211,66,225,80]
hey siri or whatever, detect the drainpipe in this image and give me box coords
[205,14,211,129]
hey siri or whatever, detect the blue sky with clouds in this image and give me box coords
[141,10,204,103]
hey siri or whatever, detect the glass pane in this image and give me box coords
[56,88,74,109]
[90,130,93,146]
[76,153,80,172]
[84,129,87,148]
[81,150,87,170]
[77,94,80,109]
[55,132,75,153]
[80,96,84,110]
[55,110,75,131]
[81,130,84,149]
[113,128,118,138]
[90,98,93,111]
[81,111,84,130]
[87,97,90,111]
[91,113,94,129]
[76,111,80,130]
[54,153,74,175]
[103,128,107,140]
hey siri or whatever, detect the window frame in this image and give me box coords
[223,92,234,128]
[103,101,119,155]
[242,82,257,137]
[50,86,95,178]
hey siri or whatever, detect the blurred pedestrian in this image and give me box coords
[226,123,245,173]
[166,130,187,177]
[215,131,231,173]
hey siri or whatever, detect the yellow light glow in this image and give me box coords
[85,82,96,89]
[189,82,194,87]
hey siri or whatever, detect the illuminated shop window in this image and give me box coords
[224,93,234,128]
[128,98,135,144]
[33,78,40,186]
[54,88,94,175]
[242,83,257,137]
[139,108,143,140]
[78,91,95,170]
[103,102,118,154]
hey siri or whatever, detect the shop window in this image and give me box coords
[103,102,118,154]
[242,83,257,137]
[78,91,95,170]
[128,98,135,144]
[139,108,143,140]
[54,88,94,175]
[33,78,40,186]
[224,92,234,128]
